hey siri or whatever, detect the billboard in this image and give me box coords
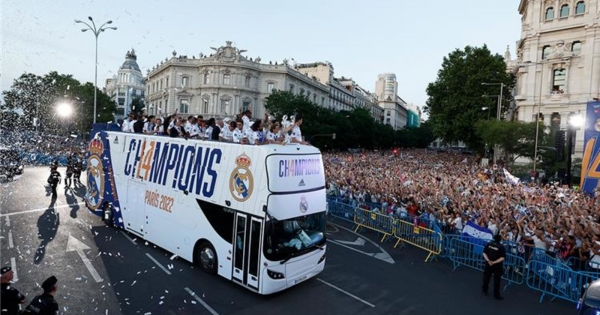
[580,101,600,195]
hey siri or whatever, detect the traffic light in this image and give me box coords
[555,130,566,162]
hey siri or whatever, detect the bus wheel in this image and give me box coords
[197,242,218,275]
[102,203,113,227]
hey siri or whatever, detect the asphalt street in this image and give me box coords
[0,167,576,315]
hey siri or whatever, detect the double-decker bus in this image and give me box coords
[85,128,327,294]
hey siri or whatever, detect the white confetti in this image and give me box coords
[131,280,136,286]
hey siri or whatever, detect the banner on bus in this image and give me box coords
[266,154,325,193]
[580,101,600,195]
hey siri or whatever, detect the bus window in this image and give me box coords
[197,200,234,244]
[264,212,326,261]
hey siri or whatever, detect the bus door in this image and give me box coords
[124,180,146,237]
[232,213,262,290]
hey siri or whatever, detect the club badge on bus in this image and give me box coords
[230,153,254,202]
[86,138,105,210]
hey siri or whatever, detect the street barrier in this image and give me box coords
[447,237,526,288]
[327,199,355,222]
[393,218,443,262]
[353,208,394,242]
[527,257,598,303]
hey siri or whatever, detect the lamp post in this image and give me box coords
[481,83,505,163]
[566,113,584,187]
[75,17,117,124]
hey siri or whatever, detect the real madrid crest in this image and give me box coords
[300,196,308,213]
[229,153,254,202]
[86,138,105,210]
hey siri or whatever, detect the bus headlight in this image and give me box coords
[267,269,285,279]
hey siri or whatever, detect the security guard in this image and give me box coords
[22,276,59,315]
[482,234,506,300]
[47,166,61,198]
[1,266,26,315]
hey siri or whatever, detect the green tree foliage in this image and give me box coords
[396,122,435,148]
[424,45,515,152]
[130,96,145,115]
[264,90,431,151]
[1,72,116,134]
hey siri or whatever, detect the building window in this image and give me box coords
[118,98,125,106]
[552,69,566,94]
[160,80,163,90]
[386,111,391,116]
[223,74,231,85]
[245,76,250,88]
[386,118,391,124]
[204,73,210,84]
[545,7,554,20]
[560,4,569,17]
[300,88,305,95]
[165,77,169,88]
[182,76,189,87]
[575,1,585,14]
[321,97,325,105]
[542,45,552,59]
[179,100,189,113]
[221,99,230,115]
[313,94,317,103]
[267,82,274,93]
[242,101,250,112]
[202,98,209,113]
[572,41,582,54]
[289,84,295,93]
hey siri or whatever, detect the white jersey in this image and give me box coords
[242,116,251,132]
[220,127,233,141]
[122,119,132,132]
[232,129,244,143]
[291,126,302,143]
[205,126,213,140]
[185,122,192,134]
[267,131,277,142]
[189,124,201,138]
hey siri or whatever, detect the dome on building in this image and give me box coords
[120,48,140,71]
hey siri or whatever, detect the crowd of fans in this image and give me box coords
[0,129,85,165]
[324,149,600,269]
[117,109,309,145]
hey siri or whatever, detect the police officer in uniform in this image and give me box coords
[1,266,26,315]
[73,154,82,186]
[64,155,74,189]
[482,234,506,300]
[47,166,61,198]
[22,276,59,315]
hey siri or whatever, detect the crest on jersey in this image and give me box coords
[229,153,254,202]
[86,138,105,210]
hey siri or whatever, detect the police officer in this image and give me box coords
[1,266,26,315]
[22,276,59,315]
[482,234,506,300]
[64,155,74,188]
[73,154,82,186]
[47,166,61,198]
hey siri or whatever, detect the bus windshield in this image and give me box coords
[265,212,326,261]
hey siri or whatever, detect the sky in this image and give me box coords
[1,0,522,108]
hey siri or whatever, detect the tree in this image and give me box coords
[130,96,145,115]
[424,45,515,152]
[1,72,116,134]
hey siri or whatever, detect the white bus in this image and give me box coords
[85,130,327,294]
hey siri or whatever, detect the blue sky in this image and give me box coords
[2,0,521,108]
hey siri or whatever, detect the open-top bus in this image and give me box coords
[85,128,327,294]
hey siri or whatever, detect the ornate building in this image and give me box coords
[512,0,600,153]
[145,41,330,119]
[104,49,145,119]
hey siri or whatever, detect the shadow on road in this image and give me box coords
[65,187,80,218]
[34,196,60,264]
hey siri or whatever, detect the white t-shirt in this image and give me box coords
[189,124,200,138]
[453,217,463,231]
[250,131,260,145]
[291,125,302,143]
[122,119,132,132]
[242,116,251,131]
[267,131,277,142]
[184,122,192,134]
[205,126,213,140]
[243,128,253,140]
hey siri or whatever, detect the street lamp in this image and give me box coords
[481,83,505,163]
[75,17,117,124]
[56,102,73,118]
[481,107,491,120]
[566,112,584,186]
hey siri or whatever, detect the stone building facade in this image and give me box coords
[513,0,600,153]
[145,42,329,119]
[104,49,145,119]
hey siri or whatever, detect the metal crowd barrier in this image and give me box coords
[447,237,526,288]
[327,199,356,222]
[526,257,599,303]
[353,208,395,242]
[393,219,443,262]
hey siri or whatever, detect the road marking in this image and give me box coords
[145,253,172,275]
[10,257,18,282]
[317,278,375,308]
[327,222,395,264]
[66,234,103,283]
[6,215,10,227]
[184,287,220,315]
[335,237,366,246]
[0,202,86,217]
[8,230,14,248]
[120,231,138,245]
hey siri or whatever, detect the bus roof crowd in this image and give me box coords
[118,109,309,145]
